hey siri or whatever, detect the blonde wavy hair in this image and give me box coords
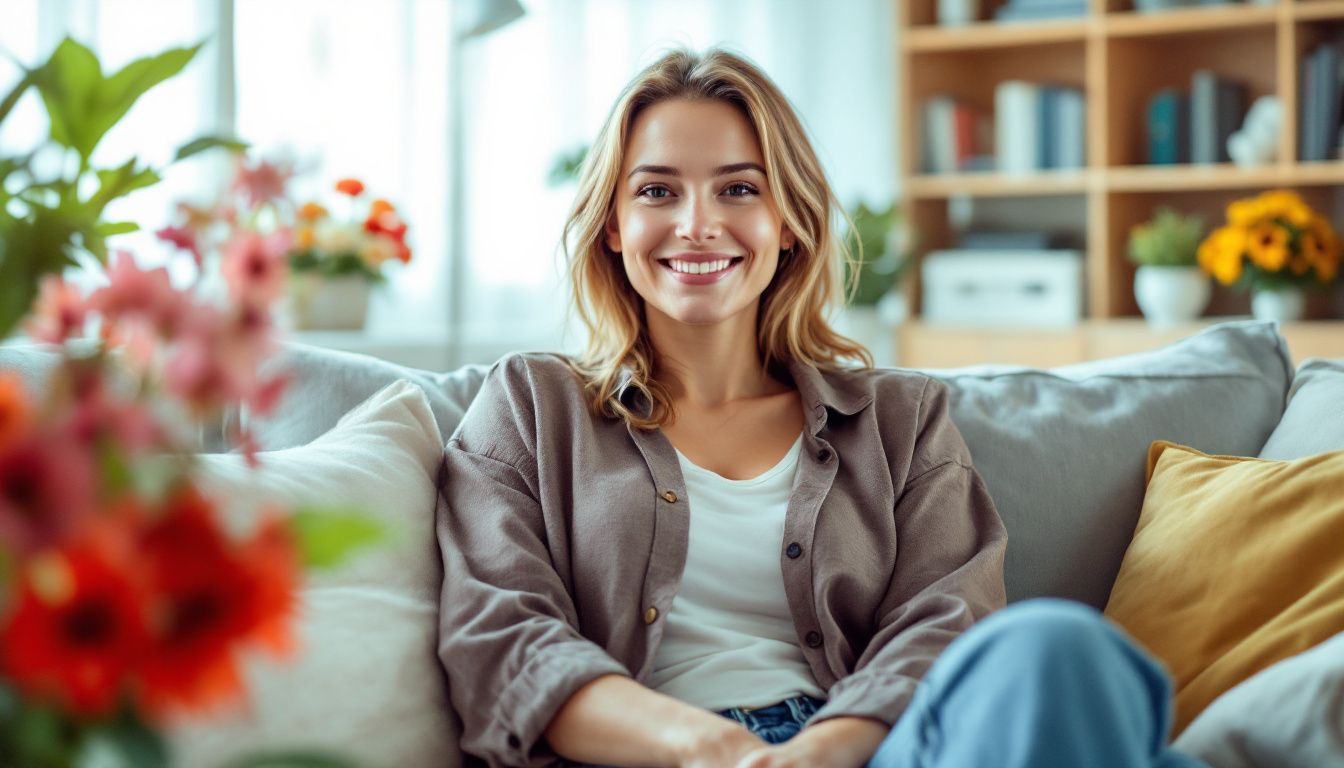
[561,47,872,430]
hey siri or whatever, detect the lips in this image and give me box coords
[657,256,744,286]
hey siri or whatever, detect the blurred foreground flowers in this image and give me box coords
[0,37,372,767]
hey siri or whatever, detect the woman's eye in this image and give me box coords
[636,185,670,199]
[724,182,757,197]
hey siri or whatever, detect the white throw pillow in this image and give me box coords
[167,380,460,768]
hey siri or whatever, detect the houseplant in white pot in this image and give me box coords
[1129,207,1210,328]
[1198,189,1340,323]
[286,178,413,331]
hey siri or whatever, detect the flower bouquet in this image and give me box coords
[1198,190,1340,290]
[0,37,374,767]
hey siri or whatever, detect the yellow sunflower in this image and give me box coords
[1246,223,1290,271]
[1198,226,1247,285]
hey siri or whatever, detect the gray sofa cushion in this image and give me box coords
[1258,358,1344,460]
[243,343,491,450]
[924,320,1291,608]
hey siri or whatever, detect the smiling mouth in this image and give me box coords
[657,257,745,278]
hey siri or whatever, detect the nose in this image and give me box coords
[675,192,721,243]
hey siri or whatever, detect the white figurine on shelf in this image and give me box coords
[1227,95,1282,168]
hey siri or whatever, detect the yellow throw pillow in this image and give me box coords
[1104,441,1344,736]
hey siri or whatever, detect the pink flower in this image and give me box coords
[156,225,203,269]
[60,366,162,456]
[221,232,290,305]
[26,277,88,343]
[0,430,97,556]
[88,252,186,338]
[231,158,293,210]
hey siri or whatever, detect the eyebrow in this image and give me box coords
[627,162,766,180]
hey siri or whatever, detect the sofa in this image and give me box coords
[1,319,1340,768]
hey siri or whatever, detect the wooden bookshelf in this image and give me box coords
[896,0,1344,368]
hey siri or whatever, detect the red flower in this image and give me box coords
[134,486,299,717]
[155,224,203,268]
[0,431,97,556]
[0,535,152,716]
[334,177,364,197]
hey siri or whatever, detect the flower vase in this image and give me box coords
[1250,287,1306,323]
[288,274,371,330]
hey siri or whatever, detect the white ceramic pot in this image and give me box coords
[1251,287,1306,323]
[288,273,371,331]
[1134,265,1211,328]
[937,0,979,26]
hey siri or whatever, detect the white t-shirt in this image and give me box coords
[649,433,827,711]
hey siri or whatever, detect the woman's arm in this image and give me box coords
[544,674,767,767]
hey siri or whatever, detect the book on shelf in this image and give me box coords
[1299,42,1344,162]
[1147,88,1189,165]
[922,96,990,174]
[1189,70,1246,165]
[995,81,1085,173]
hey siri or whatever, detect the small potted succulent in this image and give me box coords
[1128,207,1210,327]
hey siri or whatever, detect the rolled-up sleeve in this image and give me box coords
[436,366,630,767]
[814,378,1008,726]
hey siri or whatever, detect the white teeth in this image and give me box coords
[667,258,731,274]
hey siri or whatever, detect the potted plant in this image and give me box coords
[1198,189,1340,322]
[1128,207,1210,327]
[838,201,912,366]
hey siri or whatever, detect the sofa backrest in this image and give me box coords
[1,320,1295,610]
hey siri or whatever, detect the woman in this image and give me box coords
[436,48,1204,768]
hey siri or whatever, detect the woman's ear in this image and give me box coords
[781,227,796,252]
[605,213,622,254]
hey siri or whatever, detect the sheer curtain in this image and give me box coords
[1,0,898,367]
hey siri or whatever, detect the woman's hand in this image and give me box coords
[730,716,889,768]
[673,718,770,768]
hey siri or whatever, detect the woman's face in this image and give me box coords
[606,98,794,329]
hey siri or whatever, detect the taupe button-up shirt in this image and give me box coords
[436,353,1007,767]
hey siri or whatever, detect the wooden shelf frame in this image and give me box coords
[897,0,1344,351]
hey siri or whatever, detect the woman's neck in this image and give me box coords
[646,304,789,407]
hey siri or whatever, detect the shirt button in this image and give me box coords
[805,631,823,648]
[662,490,678,503]
[816,448,833,462]
[644,606,659,624]
[786,542,803,559]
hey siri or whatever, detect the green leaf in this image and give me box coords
[89,159,161,214]
[33,37,201,160]
[175,134,250,162]
[291,509,386,570]
[224,752,362,768]
[32,37,104,158]
[96,221,140,236]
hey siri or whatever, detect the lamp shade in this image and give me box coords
[456,0,526,40]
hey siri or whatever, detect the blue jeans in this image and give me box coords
[562,599,1208,768]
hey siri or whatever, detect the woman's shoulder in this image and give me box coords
[815,363,945,411]
[453,352,588,447]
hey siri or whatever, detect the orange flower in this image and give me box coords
[369,198,395,218]
[297,202,328,221]
[0,373,30,450]
[0,536,152,716]
[134,486,298,717]
[295,226,316,250]
[1198,226,1246,286]
[1246,223,1289,272]
[334,178,365,197]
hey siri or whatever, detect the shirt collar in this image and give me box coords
[614,358,873,428]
